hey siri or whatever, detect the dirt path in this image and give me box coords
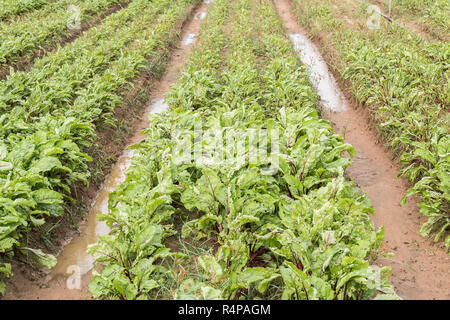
[274,0,449,300]
[2,0,211,300]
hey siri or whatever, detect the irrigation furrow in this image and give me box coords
[273,0,450,300]
[289,0,449,252]
[2,0,212,301]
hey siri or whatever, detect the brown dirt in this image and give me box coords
[0,0,132,80]
[274,0,450,300]
[2,0,210,300]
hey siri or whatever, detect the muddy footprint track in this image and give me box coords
[2,1,211,300]
[274,0,449,300]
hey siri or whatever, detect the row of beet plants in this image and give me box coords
[0,0,199,295]
[87,0,398,300]
[291,0,449,251]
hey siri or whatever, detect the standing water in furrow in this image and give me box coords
[47,1,209,292]
[289,33,348,113]
[273,0,450,300]
[1,0,211,300]
[49,117,161,281]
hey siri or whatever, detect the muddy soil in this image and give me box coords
[2,1,211,300]
[274,0,449,300]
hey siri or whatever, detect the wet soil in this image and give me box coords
[371,0,449,42]
[2,1,211,300]
[4,0,448,301]
[274,0,450,300]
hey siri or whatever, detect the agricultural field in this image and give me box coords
[373,0,449,41]
[0,0,128,75]
[0,0,200,296]
[290,0,449,251]
[0,0,448,302]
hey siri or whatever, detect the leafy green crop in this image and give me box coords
[88,0,397,300]
[0,0,48,21]
[0,0,198,295]
[291,0,449,251]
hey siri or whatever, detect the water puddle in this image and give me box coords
[1,0,211,300]
[44,0,203,288]
[49,99,169,281]
[182,33,197,46]
[150,98,170,114]
[195,12,207,20]
[272,0,450,300]
[289,33,348,113]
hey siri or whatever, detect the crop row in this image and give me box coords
[0,0,125,68]
[376,0,449,41]
[291,0,449,251]
[88,0,398,300]
[0,0,49,21]
[0,0,199,295]
[0,0,177,118]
